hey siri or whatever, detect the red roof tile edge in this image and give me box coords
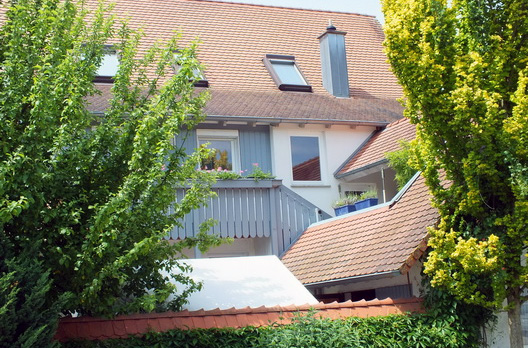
[55,297,423,341]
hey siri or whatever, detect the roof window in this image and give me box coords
[94,46,118,83]
[173,52,209,88]
[263,54,312,92]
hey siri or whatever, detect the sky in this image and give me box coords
[214,0,384,23]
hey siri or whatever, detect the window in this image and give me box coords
[173,52,209,87]
[94,46,118,83]
[197,129,239,171]
[263,54,312,92]
[291,136,321,181]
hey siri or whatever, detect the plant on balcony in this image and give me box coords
[203,167,242,180]
[355,190,379,210]
[203,163,275,182]
[332,194,360,216]
[246,163,276,182]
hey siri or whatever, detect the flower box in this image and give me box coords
[355,198,378,211]
[334,204,356,216]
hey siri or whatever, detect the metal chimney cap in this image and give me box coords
[327,19,337,31]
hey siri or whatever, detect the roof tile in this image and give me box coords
[77,0,404,123]
[55,297,424,341]
[337,118,416,176]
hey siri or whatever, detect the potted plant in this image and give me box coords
[332,194,360,216]
[354,189,378,211]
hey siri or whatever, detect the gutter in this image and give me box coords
[202,115,390,127]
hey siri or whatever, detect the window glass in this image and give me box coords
[270,60,307,85]
[263,54,312,92]
[97,50,118,77]
[199,138,235,171]
[291,136,321,181]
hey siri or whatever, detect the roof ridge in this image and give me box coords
[189,0,377,18]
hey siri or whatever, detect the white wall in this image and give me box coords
[270,123,374,215]
[486,311,510,348]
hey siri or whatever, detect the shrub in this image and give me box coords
[0,239,68,348]
[59,311,482,348]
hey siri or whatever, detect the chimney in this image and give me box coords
[318,22,350,98]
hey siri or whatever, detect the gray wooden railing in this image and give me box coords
[168,179,330,255]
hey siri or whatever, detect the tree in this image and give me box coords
[0,0,220,318]
[382,1,528,346]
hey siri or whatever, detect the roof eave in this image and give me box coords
[204,115,390,127]
[304,270,402,289]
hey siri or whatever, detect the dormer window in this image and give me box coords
[173,52,209,88]
[94,46,118,83]
[263,54,312,92]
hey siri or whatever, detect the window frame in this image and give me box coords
[197,129,240,172]
[263,54,312,92]
[290,135,323,183]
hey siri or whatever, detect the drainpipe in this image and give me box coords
[381,168,387,203]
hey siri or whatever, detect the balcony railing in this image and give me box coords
[168,179,330,256]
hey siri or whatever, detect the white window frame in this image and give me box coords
[289,134,326,185]
[197,129,240,172]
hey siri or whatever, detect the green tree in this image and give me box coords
[382,0,528,346]
[0,0,220,319]
[385,140,417,190]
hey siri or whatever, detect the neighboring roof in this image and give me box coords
[82,0,403,123]
[336,117,416,177]
[281,173,437,285]
[55,297,424,341]
[166,256,318,311]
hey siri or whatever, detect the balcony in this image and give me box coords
[168,179,330,256]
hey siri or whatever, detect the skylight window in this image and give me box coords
[263,54,312,92]
[173,52,209,88]
[94,46,118,83]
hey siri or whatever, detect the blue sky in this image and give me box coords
[214,0,384,22]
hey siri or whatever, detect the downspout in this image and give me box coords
[381,167,387,203]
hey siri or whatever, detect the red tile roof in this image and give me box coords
[87,87,404,123]
[55,297,423,341]
[336,117,416,177]
[281,174,437,285]
[79,0,403,123]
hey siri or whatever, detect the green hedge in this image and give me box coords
[60,312,481,348]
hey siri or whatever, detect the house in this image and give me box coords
[84,0,405,259]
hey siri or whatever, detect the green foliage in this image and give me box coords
[202,163,274,181]
[59,312,480,348]
[332,194,360,208]
[0,0,220,317]
[246,163,275,181]
[386,141,419,190]
[359,189,377,200]
[0,237,69,348]
[383,0,528,343]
